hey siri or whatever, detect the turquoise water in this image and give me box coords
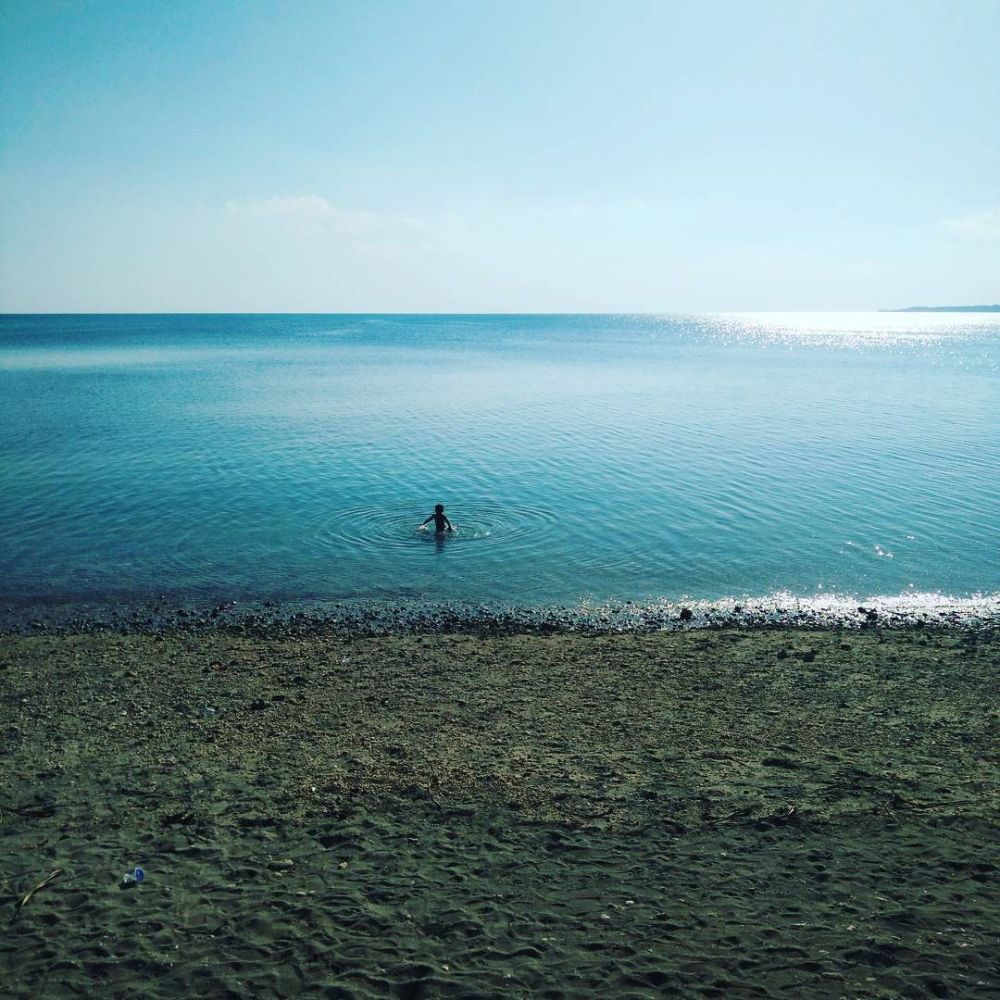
[1,313,997,609]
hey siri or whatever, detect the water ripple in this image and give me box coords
[2,313,997,604]
[312,501,558,558]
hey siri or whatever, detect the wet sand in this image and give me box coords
[1,627,997,997]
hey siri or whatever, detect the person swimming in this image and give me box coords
[420,503,454,534]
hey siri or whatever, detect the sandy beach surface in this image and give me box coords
[1,626,997,997]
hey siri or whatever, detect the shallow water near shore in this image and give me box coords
[1,312,998,611]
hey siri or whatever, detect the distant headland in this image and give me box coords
[882,305,1000,313]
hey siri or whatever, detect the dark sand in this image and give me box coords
[1,627,997,997]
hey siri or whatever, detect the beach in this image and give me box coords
[2,311,997,997]
[2,624,997,997]
[4,1,1000,995]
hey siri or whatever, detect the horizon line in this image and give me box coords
[4,306,999,317]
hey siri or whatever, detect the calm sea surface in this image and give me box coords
[1,313,997,609]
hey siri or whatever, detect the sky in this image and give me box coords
[1,0,998,312]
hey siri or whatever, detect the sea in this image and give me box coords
[1,313,997,619]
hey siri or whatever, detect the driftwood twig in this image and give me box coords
[11,868,64,923]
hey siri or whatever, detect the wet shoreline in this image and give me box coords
[2,591,998,638]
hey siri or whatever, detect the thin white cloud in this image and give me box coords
[940,207,1000,241]
[225,196,425,240]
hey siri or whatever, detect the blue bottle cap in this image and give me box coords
[134,867,145,883]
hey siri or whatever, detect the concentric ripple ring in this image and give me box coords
[313,501,558,560]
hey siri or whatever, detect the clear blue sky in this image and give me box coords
[1,0,997,312]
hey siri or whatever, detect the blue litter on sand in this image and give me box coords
[121,867,145,887]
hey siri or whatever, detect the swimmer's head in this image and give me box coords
[435,503,444,514]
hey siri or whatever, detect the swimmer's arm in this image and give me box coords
[445,517,454,531]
